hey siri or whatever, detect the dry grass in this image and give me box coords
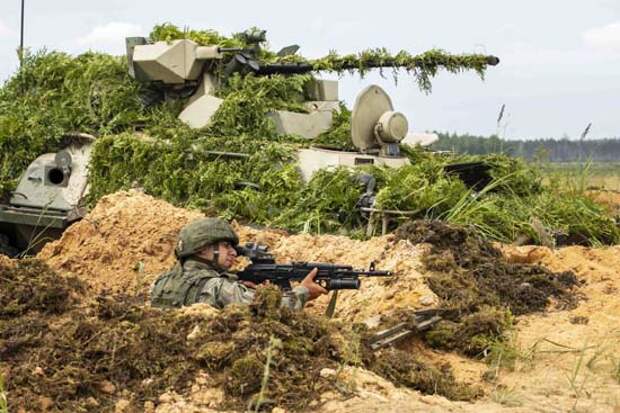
[490,386,523,407]
[0,373,7,413]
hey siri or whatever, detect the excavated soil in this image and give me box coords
[0,254,14,267]
[37,190,203,296]
[352,220,579,361]
[1,190,612,412]
[1,262,475,412]
[36,191,438,320]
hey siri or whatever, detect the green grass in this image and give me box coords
[543,162,620,193]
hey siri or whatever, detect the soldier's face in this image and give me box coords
[216,241,237,269]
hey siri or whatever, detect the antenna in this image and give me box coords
[19,0,25,67]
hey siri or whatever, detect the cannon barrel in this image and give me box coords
[256,62,314,75]
[253,54,500,76]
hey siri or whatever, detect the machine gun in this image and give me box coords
[235,242,392,291]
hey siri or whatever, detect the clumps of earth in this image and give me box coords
[393,220,579,356]
[0,192,599,412]
[0,259,477,412]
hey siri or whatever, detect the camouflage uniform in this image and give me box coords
[150,218,309,310]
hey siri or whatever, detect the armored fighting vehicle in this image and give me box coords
[125,30,499,182]
[0,134,94,255]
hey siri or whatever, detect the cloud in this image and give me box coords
[0,18,16,38]
[583,21,620,52]
[77,22,142,47]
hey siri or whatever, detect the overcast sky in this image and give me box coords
[1,0,619,139]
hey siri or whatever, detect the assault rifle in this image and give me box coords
[235,243,392,291]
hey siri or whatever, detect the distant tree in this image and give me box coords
[431,132,620,162]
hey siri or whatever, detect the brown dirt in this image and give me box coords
[36,191,438,319]
[0,264,470,412]
[480,244,620,413]
[37,190,203,296]
[390,220,579,359]
[313,244,620,413]
[588,189,620,217]
[0,254,14,265]
[13,190,617,412]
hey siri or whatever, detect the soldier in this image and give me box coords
[150,217,327,309]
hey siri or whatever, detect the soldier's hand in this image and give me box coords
[300,268,328,301]
[240,281,258,289]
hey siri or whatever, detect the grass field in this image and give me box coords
[542,162,620,193]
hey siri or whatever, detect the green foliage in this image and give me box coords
[149,23,495,93]
[530,192,619,245]
[0,50,144,193]
[312,104,355,151]
[274,167,365,234]
[149,22,245,49]
[374,161,467,215]
[209,73,311,137]
[481,155,543,196]
[310,48,491,92]
[88,133,303,224]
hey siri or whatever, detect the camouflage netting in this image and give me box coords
[0,23,618,247]
[0,260,479,412]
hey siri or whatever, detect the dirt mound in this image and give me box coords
[37,191,438,321]
[0,259,83,317]
[20,191,618,412]
[396,220,579,315]
[1,260,474,412]
[487,244,620,412]
[0,253,14,268]
[37,190,203,295]
[394,220,579,356]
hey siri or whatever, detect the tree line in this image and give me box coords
[430,132,620,162]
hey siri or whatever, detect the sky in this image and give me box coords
[1,0,619,140]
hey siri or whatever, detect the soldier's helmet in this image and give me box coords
[175,217,239,258]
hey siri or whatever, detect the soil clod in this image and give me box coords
[395,220,580,355]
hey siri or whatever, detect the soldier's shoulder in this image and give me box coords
[185,267,221,278]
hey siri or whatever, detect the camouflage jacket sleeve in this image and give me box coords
[198,276,310,310]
